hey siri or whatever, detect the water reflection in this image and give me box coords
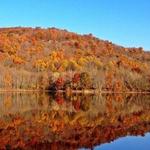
[0,92,150,149]
[93,133,150,150]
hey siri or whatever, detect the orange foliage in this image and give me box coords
[0,27,149,91]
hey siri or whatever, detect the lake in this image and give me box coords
[0,92,150,149]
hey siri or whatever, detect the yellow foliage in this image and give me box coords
[35,59,48,71]
[12,55,25,64]
[78,57,87,65]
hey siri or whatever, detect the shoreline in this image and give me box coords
[0,89,150,94]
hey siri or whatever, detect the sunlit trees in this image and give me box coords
[66,60,80,71]
[105,72,114,91]
[0,27,150,91]
[80,72,92,89]
[38,73,49,90]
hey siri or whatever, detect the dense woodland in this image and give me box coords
[0,27,150,91]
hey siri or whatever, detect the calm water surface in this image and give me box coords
[0,92,150,149]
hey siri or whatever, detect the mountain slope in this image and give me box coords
[0,27,150,91]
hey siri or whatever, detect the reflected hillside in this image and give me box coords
[0,93,150,149]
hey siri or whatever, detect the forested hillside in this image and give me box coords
[0,27,150,91]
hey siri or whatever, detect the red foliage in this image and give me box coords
[55,93,64,105]
[73,99,81,111]
[131,67,142,74]
[55,77,64,90]
[56,97,64,105]
[72,73,80,83]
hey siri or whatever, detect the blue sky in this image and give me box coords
[0,0,150,50]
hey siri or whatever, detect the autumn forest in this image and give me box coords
[0,27,150,92]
